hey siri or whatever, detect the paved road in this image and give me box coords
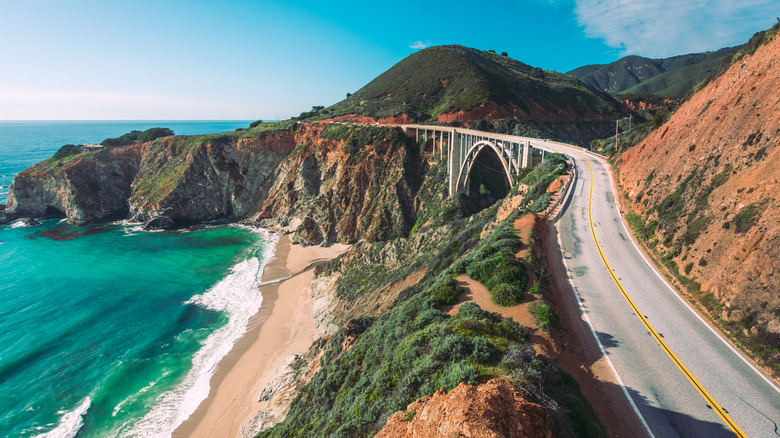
[541,143,780,438]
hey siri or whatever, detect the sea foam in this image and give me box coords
[36,397,91,438]
[116,228,279,438]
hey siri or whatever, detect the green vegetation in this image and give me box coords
[51,144,82,161]
[456,223,528,306]
[23,144,94,177]
[732,202,765,233]
[261,140,600,437]
[529,303,556,332]
[518,153,567,204]
[318,45,618,123]
[101,127,174,147]
[567,45,741,98]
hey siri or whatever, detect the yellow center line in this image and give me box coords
[573,150,746,438]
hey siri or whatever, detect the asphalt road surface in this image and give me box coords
[543,143,780,438]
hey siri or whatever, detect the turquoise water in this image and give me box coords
[0,221,276,437]
[0,121,275,437]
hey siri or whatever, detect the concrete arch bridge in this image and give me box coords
[397,125,560,196]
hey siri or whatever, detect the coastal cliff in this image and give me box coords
[5,129,296,227]
[6,143,146,224]
[127,130,295,227]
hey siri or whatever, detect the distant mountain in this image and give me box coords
[568,46,742,97]
[318,45,620,124]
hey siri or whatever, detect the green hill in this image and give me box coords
[316,45,620,123]
[567,46,741,98]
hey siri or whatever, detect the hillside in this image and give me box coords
[616,27,780,375]
[300,45,621,145]
[568,46,741,97]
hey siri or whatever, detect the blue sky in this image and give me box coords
[1,0,776,120]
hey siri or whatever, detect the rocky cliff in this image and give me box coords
[127,130,295,227]
[617,29,780,374]
[6,144,147,224]
[252,124,423,244]
[4,129,296,228]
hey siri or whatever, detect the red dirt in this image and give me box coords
[376,378,553,438]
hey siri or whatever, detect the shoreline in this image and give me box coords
[174,234,349,437]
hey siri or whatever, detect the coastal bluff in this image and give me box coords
[4,129,295,228]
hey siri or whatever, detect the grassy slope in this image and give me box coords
[317,45,618,122]
[568,46,741,98]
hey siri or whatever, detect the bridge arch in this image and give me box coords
[455,140,513,195]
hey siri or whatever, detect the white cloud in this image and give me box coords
[573,0,779,57]
[409,40,432,50]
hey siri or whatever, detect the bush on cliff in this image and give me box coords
[101,127,174,147]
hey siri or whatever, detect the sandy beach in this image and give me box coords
[174,234,350,438]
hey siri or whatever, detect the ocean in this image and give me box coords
[0,121,277,437]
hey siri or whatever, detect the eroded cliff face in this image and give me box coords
[253,124,423,244]
[376,379,553,438]
[5,130,296,227]
[617,33,780,358]
[128,131,295,226]
[6,144,147,224]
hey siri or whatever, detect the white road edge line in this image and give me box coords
[555,156,656,438]
[595,157,780,396]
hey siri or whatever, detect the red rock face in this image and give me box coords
[255,124,422,245]
[617,33,780,338]
[376,378,553,438]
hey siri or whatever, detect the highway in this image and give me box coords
[543,142,780,438]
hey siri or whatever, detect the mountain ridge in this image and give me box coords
[567,45,742,97]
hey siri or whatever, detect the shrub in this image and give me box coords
[433,334,472,361]
[431,278,464,306]
[101,127,174,147]
[471,336,498,363]
[51,144,82,161]
[437,361,479,390]
[529,303,556,332]
[492,283,524,307]
[733,203,763,233]
[413,309,448,330]
[457,302,495,321]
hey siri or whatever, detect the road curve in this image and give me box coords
[542,142,780,438]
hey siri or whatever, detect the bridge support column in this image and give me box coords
[522,141,531,168]
[448,131,460,196]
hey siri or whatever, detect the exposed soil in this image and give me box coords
[617,32,780,375]
[376,378,553,438]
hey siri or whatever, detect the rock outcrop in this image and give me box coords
[4,130,296,228]
[128,131,295,226]
[376,378,553,438]
[5,144,146,224]
[254,124,423,244]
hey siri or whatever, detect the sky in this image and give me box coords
[1,0,776,120]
